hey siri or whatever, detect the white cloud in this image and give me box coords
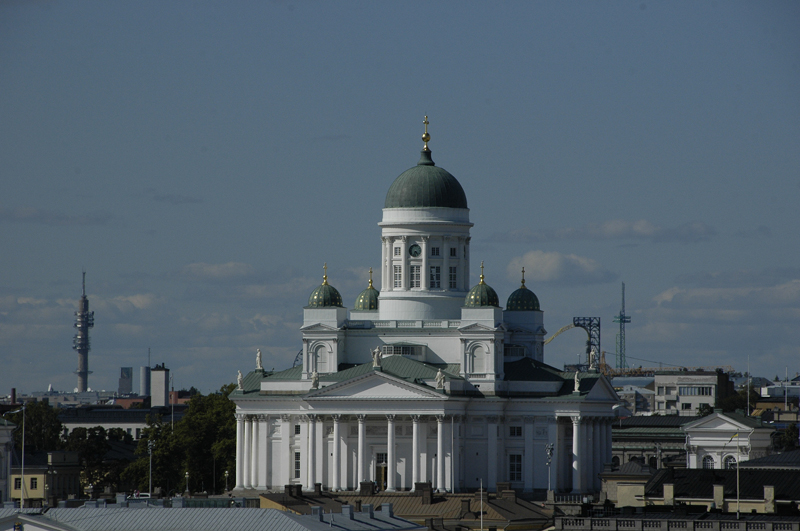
[507,250,617,285]
[180,262,255,281]
[490,219,717,244]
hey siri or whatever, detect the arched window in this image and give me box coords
[702,455,715,469]
[724,455,737,469]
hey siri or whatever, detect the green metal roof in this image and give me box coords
[353,285,379,310]
[503,358,565,382]
[384,150,468,209]
[505,285,540,311]
[307,282,343,308]
[464,281,499,308]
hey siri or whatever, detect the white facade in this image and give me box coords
[683,411,774,470]
[232,134,618,494]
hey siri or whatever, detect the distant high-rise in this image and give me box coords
[139,366,151,397]
[72,272,95,392]
[118,367,133,395]
[151,364,170,407]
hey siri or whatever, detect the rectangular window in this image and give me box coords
[382,345,424,357]
[30,478,38,489]
[294,424,301,435]
[509,454,522,482]
[394,247,401,256]
[431,247,440,256]
[681,403,692,410]
[449,267,457,289]
[657,387,665,395]
[14,478,20,490]
[126,428,132,435]
[394,265,402,288]
[430,266,441,288]
[509,426,522,437]
[135,428,141,439]
[450,247,457,257]
[410,265,420,288]
[294,451,301,479]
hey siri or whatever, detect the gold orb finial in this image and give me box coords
[368,267,374,289]
[521,267,526,288]
[479,261,485,284]
[322,263,328,285]
[422,115,430,150]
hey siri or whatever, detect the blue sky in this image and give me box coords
[1,1,798,394]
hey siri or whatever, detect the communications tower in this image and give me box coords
[613,282,630,369]
[73,272,95,392]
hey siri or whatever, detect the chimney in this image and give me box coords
[663,483,674,505]
[501,489,516,503]
[461,498,471,517]
[10,388,15,405]
[355,500,362,512]
[311,506,323,521]
[764,485,775,513]
[422,485,433,505]
[381,503,394,518]
[314,483,322,496]
[284,485,293,497]
[342,505,354,519]
[362,503,374,519]
[713,483,724,509]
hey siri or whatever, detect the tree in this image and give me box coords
[697,403,714,417]
[122,383,236,495]
[65,426,111,487]
[779,423,799,450]
[8,400,63,451]
[719,387,761,414]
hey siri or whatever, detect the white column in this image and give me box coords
[332,415,341,491]
[386,415,396,491]
[436,415,445,492]
[524,417,534,492]
[235,414,245,489]
[442,236,450,290]
[421,236,429,290]
[281,415,292,486]
[258,415,269,489]
[357,414,366,484]
[243,416,252,488]
[307,415,316,490]
[463,237,471,290]
[250,415,259,489]
[316,416,324,487]
[400,236,408,290]
[411,415,420,489]
[571,416,582,493]
[487,416,498,491]
[383,237,391,292]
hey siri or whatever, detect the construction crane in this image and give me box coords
[544,317,601,368]
[612,282,631,369]
[597,351,734,377]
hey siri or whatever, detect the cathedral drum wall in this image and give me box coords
[377,295,464,321]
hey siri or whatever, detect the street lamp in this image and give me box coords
[185,471,189,495]
[545,443,554,493]
[224,470,229,492]
[148,439,154,496]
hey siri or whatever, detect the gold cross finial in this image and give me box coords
[322,263,328,285]
[480,261,485,284]
[521,267,526,287]
[422,115,430,150]
[368,267,374,288]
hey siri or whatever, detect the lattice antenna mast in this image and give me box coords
[613,282,631,369]
[73,271,95,392]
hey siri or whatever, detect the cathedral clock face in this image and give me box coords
[408,244,422,257]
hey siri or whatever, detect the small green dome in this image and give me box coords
[354,270,379,310]
[307,265,343,308]
[506,268,540,311]
[464,262,500,308]
[384,149,468,209]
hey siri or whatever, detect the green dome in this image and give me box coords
[464,264,499,308]
[505,269,540,311]
[506,285,540,311]
[354,273,379,310]
[384,150,468,209]
[307,266,343,308]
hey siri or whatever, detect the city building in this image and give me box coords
[9,451,81,508]
[0,420,13,503]
[231,123,618,495]
[653,370,734,416]
[682,411,775,470]
[59,405,186,441]
[612,416,693,469]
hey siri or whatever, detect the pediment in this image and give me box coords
[300,323,340,332]
[586,375,620,402]
[306,371,445,401]
[458,323,498,332]
[683,414,749,432]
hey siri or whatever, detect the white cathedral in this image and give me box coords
[231,121,618,495]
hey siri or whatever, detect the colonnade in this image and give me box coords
[235,413,452,492]
[381,236,470,292]
[567,415,614,493]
